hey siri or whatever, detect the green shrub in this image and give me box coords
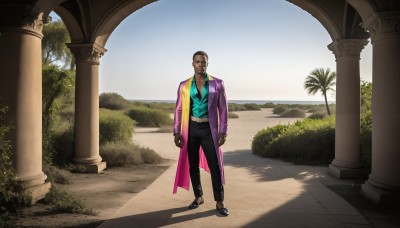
[100,109,135,145]
[100,142,163,166]
[273,105,287,114]
[228,103,261,111]
[252,117,335,165]
[308,113,327,119]
[44,186,94,215]
[43,165,74,185]
[252,124,289,157]
[131,101,175,112]
[99,92,129,110]
[228,112,239,119]
[42,65,75,165]
[0,103,31,225]
[243,103,261,111]
[360,110,372,171]
[52,127,75,167]
[126,107,172,127]
[228,103,246,112]
[260,102,276,108]
[280,108,306,118]
[307,104,326,114]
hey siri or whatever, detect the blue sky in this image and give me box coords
[54,0,372,101]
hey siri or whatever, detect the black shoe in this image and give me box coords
[188,198,204,210]
[216,205,229,216]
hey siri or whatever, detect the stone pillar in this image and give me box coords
[68,43,107,173]
[0,10,50,203]
[360,12,400,205]
[328,39,368,179]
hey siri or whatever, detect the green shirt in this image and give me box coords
[190,75,209,118]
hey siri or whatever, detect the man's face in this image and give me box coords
[192,55,208,75]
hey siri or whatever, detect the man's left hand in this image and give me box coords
[217,133,227,147]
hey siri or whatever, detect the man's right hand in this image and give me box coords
[174,134,183,148]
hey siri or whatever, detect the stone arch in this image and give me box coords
[1,0,399,206]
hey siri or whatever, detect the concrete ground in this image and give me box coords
[98,109,371,228]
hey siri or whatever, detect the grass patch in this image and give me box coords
[43,165,74,185]
[43,186,95,215]
[100,142,163,167]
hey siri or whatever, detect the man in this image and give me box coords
[173,51,229,216]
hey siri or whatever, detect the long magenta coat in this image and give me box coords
[173,75,228,193]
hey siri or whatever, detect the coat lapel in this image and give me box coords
[208,77,216,111]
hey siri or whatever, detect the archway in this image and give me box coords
[0,0,399,206]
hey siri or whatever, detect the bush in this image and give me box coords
[42,65,75,165]
[131,101,175,112]
[228,103,246,112]
[273,105,287,114]
[100,109,135,145]
[99,92,129,110]
[252,124,289,157]
[280,108,306,118]
[44,186,94,215]
[308,113,327,119]
[260,102,275,108]
[52,127,75,167]
[100,142,163,166]
[360,110,372,171]
[228,112,239,119]
[228,103,261,111]
[243,103,261,111]
[43,165,74,185]
[0,103,30,225]
[252,117,336,165]
[126,107,172,127]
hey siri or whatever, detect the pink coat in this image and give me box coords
[173,75,228,193]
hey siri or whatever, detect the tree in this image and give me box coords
[42,65,75,164]
[42,19,74,69]
[304,68,336,116]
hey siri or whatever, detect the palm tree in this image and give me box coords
[304,68,336,116]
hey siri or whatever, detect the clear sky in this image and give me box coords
[56,0,373,101]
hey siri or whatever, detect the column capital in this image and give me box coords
[67,43,107,64]
[0,5,44,38]
[328,39,369,59]
[362,11,400,43]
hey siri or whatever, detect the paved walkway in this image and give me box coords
[98,109,371,228]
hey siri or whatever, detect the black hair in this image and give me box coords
[192,51,208,61]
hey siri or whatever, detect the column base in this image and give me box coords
[27,181,51,204]
[329,164,368,179]
[361,181,400,206]
[79,161,107,173]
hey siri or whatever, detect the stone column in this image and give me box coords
[328,39,368,178]
[0,10,50,202]
[68,43,107,173]
[360,12,400,205]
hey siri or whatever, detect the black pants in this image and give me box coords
[188,120,224,202]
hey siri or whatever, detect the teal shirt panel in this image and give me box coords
[190,75,209,118]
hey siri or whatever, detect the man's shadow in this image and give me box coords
[99,206,220,227]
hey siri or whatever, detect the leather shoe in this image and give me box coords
[216,205,229,216]
[188,198,204,209]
